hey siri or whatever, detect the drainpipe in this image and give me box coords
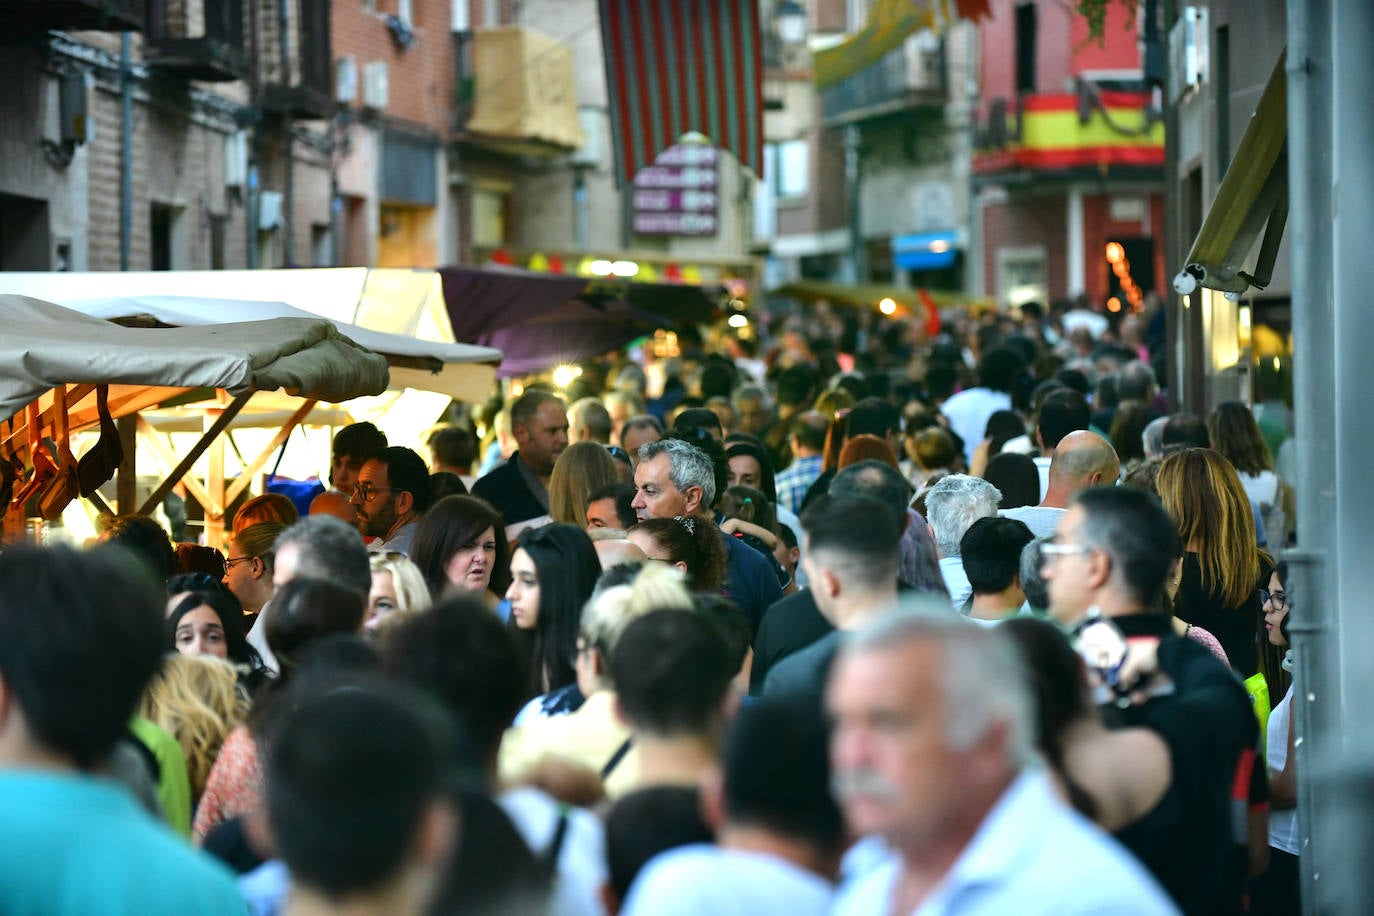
[279,0,294,264]
[845,124,864,282]
[119,33,133,271]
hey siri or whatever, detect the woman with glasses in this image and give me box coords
[548,441,621,529]
[1250,561,1300,916]
[505,523,603,712]
[221,521,287,622]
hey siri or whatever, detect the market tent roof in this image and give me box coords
[0,295,390,424]
[0,268,499,399]
[70,295,501,402]
[1175,51,1288,297]
[439,265,719,376]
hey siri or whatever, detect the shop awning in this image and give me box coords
[439,266,718,376]
[1174,51,1288,297]
[0,295,390,425]
[893,230,960,271]
[814,0,991,89]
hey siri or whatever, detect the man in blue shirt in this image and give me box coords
[773,412,829,515]
[0,544,243,913]
[631,436,782,634]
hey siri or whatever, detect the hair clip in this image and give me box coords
[673,515,696,534]
[741,497,752,504]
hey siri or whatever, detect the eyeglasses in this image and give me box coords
[1040,542,1091,562]
[352,483,397,502]
[224,556,255,569]
[1260,588,1289,610]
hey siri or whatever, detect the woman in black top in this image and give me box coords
[1157,448,1267,677]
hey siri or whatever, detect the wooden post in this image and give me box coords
[116,415,137,515]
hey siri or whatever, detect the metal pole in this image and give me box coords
[119,33,133,271]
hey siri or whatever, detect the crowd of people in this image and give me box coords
[0,300,1302,914]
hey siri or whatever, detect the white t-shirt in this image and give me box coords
[1267,690,1299,855]
[621,845,833,916]
[998,505,1067,539]
[940,388,1012,464]
[499,787,607,916]
[1240,470,1280,508]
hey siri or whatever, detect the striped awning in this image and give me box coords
[598,0,764,184]
[814,0,991,90]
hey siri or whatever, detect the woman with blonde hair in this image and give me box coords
[221,521,285,617]
[1157,447,1270,677]
[137,653,249,805]
[548,441,621,528]
[366,552,431,632]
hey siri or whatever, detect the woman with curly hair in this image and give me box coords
[1157,447,1270,677]
[137,654,249,805]
[627,515,728,593]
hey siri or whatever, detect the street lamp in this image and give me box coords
[776,1,807,46]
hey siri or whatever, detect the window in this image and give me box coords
[471,188,507,248]
[1014,2,1037,94]
[1215,25,1230,179]
[0,193,52,270]
[209,214,226,269]
[772,139,808,200]
[150,202,187,271]
[997,245,1047,308]
[311,223,333,267]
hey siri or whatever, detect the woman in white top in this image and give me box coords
[1250,561,1300,916]
[1208,402,1287,547]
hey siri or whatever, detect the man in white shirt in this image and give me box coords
[826,611,1179,916]
[1001,430,1119,538]
[620,695,841,915]
[939,347,1024,464]
[923,475,1001,609]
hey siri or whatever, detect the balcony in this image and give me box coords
[145,0,248,82]
[455,27,584,157]
[821,35,944,127]
[259,0,332,119]
[3,0,144,32]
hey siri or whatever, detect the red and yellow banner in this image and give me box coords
[974,91,1164,174]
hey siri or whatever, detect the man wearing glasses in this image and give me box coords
[349,446,433,557]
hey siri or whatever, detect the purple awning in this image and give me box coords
[439,265,718,377]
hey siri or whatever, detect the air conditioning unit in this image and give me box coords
[362,61,389,111]
[336,56,358,104]
[224,131,248,189]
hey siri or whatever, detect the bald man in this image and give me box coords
[999,430,1120,538]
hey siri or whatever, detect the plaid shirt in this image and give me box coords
[774,454,823,515]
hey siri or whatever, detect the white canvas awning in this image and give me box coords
[0,268,503,402]
[0,294,390,424]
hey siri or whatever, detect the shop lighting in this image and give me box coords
[1107,297,1122,313]
[728,313,749,328]
[590,260,615,276]
[611,260,640,277]
[552,365,582,388]
[1105,242,1125,264]
[878,297,897,316]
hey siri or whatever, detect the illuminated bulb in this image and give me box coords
[878,297,897,316]
[1107,297,1122,313]
[1273,356,1281,371]
[590,259,615,276]
[728,313,749,328]
[928,240,950,254]
[1105,242,1125,264]
[611,260,640,277]
[552,365,579,388]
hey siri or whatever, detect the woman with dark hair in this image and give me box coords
[1208,401,1287,547]
[627,516,729,593]
[982,451,1040,509]
[505,523,603,707]
[1109,402,1153,473]
[1251,560,1299,916]
[969,409,1027,478]
[410,495,510,604]
[724,441,778,506]
[166,588,264,679]
[1158,448,1270,677]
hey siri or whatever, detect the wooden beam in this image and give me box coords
[206,405,226,551]
[223,398,318,507]
[116,415,137,514]
[138,391,252,516]
[136,416,218,516]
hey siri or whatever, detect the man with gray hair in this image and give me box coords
[827,609,1177,915]
[1143,415,1170,461]
[246,514,371,672]
[924,474,1001,609]
[1001,430,1120,538]
[568,396,613,444]
[631,436,782,633]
